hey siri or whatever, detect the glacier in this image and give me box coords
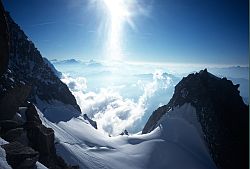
[36,103,217,169]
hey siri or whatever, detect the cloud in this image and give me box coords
[61,75,87,92]
[61,70,172,136]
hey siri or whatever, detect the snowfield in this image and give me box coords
[37,103,217,169]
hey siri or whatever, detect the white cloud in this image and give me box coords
[61,70,172,136]
[61,75,87,92]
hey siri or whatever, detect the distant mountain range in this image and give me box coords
[50,59,81,65]
[50,59,103,68]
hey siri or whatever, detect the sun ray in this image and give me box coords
[102,0,132,60]
[89,0,149,61]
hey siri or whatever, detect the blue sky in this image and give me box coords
[3,0,249,65]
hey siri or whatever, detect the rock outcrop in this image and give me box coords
[83,114,97,129]
[119,129,129,136]
[0,4,83,169]
[143,69,249,169]
[1,141,39,169]
[25,103,42,124]
[25,103,77,169]
[0,84,31,121]
[0,12,81,122]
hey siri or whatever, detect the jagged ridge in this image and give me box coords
[142,69,248,169]
[0,12,81,122]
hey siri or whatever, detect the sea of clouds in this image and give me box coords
[61,69,175,135]
[53,60,249,136]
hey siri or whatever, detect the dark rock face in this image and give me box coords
[0,120,19,132]
[24,103,77,169]
[25,103,42,124]
[0,0,9,76]
[0,84,31,120]
[3,128,24,142]
[25,122,55,154]
[24,104,56,166]
[1,141,39,169]
[83,114,97,129]
[143,69,249,169]
[0,12,81,122]
[0,5,80,169]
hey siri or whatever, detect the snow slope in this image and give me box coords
[37,103,217,169]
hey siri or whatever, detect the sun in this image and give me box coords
[102,0,130,20]
[89,0,142,61]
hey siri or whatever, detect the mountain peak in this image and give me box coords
[143,70,248,169]
[0,12,81,123]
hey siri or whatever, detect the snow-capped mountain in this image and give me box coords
[143,69,249,169]
[50,59,81,65]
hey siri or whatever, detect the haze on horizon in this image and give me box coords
[2,0,249,66]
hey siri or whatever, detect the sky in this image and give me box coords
[2,0,249,65]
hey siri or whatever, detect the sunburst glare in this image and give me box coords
[89,0,148,61]
[102,0,132,60]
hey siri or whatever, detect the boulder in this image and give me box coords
[1,141,39,169]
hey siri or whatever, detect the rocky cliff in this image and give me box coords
[0,12,81,122]
[0,5,82,168]
[142,69,249,169]
[0,0,9,76]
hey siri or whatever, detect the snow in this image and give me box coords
[36,103,217,169]
[0,138,12,169]
[35,97,80,123]
[0,138,8,145]
[36,162,48,169]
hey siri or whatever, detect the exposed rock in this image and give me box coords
[2,12,81,122]
[0,5,81,169]
[24,103,76,169]
[25,121,55,158]
[119,129,129,136]
[1,141,39,169]
[0,84,31,120]
[0,0,9,76]
[83,114,97,129]
[0,120,19,133]
[43,57,62,78]
[2,128,24,142]
[142,69,249,169]
[12,112,26,125]
[25,103,42,124]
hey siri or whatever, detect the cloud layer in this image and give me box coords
[61,70,173,136]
